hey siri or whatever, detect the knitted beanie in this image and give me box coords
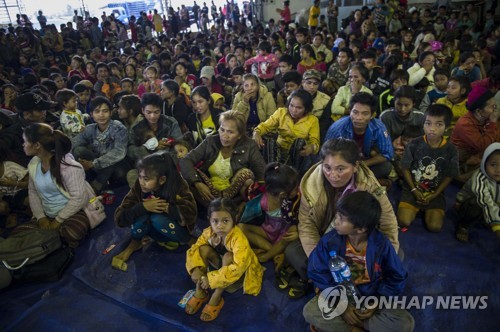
[467,84,495,112]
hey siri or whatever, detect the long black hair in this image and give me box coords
[264,162,299,197]
[135,152,181,203]
[191,85,215,112]
[207,198,239,225]
[23,123,73,189]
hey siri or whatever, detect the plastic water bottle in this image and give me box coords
[328,251,362,304]
[329,250,351,283]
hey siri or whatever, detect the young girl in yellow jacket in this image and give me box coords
[185,198,263,322]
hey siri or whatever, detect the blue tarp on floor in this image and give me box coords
[1,184,499,331]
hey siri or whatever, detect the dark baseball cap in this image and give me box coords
[15,92,54,112]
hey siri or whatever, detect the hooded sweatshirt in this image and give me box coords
[456,142,500,232]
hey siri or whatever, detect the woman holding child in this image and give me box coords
[282,138,400,298]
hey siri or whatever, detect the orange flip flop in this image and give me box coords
[200,297,225,322]
[185,292,209,315]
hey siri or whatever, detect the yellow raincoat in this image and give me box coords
[186,226,263,295]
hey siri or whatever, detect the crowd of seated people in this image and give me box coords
[0,0,498,328]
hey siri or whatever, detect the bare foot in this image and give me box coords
[273,253,285,272]
[257,252,272,263]
[253,248,266,257]
[111,240,143,271]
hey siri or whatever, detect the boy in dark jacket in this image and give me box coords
[303,191,414,332]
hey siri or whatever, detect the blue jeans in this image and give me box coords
[131,213,191,243]
[72,146,129,187]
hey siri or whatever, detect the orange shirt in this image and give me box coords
[345,239,371,285]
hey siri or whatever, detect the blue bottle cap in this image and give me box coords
[329,250,336,257]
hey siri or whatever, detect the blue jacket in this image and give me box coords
[325,116,394,161]
[308,229,407,297]
[451,66,481,83]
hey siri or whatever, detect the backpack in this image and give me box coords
[12,246,73,283]
[0,229,61,270]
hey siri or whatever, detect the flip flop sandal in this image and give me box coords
[200,297,225,322]
[288,275,309,299]
[185,292,209,315]
[275,266,295,290]
[157,241,180,250]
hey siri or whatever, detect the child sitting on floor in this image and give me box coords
[315,51,327,73]
[112,152,197,271]
[238,163,300,268]
[174,75,192,97]
[73,82,93,120]
[185,198,263,322]
[378,69,409,116]
[455,142,500,242]
[137,66,162,98]
[418,68,449,114]
[211,93,228,111]
[303,191,414,331]
[120,77,136,95]
[56,89,87,139]
[435,75,470,136]
[173,139,192,160]
[392,125,422,180]
[397,104,459,232]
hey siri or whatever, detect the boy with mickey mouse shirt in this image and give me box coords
[397,104,459,233]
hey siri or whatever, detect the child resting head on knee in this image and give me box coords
[185,198,264,322]
[238,162,300,269]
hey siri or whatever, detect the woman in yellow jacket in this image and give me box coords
[232,74,276,133]
[253,89,320,172]
[185,198,263,322]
